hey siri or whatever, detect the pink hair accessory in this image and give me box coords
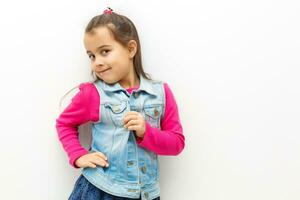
[103,7,113,14]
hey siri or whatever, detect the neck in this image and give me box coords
[119,67,140,89]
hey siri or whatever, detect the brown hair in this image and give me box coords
[59,11,151,109]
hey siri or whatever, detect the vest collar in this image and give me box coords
[101,75,157,96]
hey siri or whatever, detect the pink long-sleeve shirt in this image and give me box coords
[56,82,185,168]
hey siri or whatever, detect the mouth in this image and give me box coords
[98,68,111,74]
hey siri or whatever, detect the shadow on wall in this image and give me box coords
[78,122,93,150]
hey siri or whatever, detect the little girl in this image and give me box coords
[56,8,185,200]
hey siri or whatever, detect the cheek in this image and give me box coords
[90,65,96,72]
[108,51,131,72]
[112,56,129,69]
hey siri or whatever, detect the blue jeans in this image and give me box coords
[68,174,161,200]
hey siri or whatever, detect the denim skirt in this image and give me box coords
[68,174,160,200]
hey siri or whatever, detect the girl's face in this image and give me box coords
[84,27,137,85]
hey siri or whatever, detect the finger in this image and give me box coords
[94,155,109,166]
[127,125,141,131]
[123,115,139,124]
[124,112,139,118]
[93,152,108,161]
[91,157,109,167]
[124,112,139,120]
[86,162,97,168]
[124,119,139,128]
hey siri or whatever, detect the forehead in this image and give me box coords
[84,27,117,50]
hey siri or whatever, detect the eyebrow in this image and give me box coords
[86,45,111,53]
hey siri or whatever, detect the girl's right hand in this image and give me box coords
[75,152,109,168]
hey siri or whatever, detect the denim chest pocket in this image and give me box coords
[143,104,163,128]
[104,101,128,127]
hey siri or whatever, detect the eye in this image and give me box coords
[88,54,95,60]
[101,49,110,56]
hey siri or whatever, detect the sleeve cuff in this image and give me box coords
[69,150,89,168]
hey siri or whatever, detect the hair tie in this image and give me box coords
[103,7,113,14]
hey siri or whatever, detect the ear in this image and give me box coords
[127,40,137,59]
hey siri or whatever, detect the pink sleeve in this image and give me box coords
[136,83,185,155]
[55,82,100,168]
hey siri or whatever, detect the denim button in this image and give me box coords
[113,106,120,112]
[144,192,149,198]
[134,92,139,98]
[127,161,134,166]
[154,108,159,116]
[128,189,138,193]
[141,166,147,173]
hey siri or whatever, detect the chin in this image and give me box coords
[102,78,118,85]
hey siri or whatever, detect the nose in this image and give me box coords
[94,56,104,66]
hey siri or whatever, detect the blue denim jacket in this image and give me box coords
[82,75,165,200]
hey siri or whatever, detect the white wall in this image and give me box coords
[0,0,300,199]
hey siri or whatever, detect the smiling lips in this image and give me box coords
[98,68,111,74]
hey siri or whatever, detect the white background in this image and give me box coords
[0,0,299,199]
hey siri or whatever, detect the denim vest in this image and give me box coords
[82,76,165,200]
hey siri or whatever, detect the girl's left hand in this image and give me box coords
[123,111,146,138]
